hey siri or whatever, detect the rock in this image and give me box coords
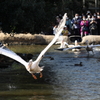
[81,35,100,44]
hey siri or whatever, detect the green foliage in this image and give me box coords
[0,0,47,33]
[0,0,95,34]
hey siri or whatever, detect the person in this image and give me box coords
[55,16,61,24]
[55,14,62,24]
[71,13,81,35]
[62,26,71,36]
[86,10,92,22]
[65,16,72,33]
[89,16,98,35]
[96,12,100,35]
[80,16,89,37]
[53,25,58,35]
[96,12,100,19]
[86,14,91,22]
[86,10,92,17]
[93,12,97,18]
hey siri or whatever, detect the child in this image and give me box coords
[62,26,71,36]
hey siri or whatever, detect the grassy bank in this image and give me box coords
[0,32,70,45]
[0,32,55,45]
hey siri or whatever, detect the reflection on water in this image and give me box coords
[0,45,100,100]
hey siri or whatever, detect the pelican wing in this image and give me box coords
[63,44,100,51]
[55,41,61,44]
[56,44,100,51]
[0,47,28,67]
[89,44,100,48]
[36,13,67,62]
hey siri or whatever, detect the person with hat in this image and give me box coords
[62,26,71,36]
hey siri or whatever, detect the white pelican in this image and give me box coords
[55,40,68,48]
[55,40,80,51]
[55,40,74,48]
[72,40,80,52]
[63,40,100,56]
[0,13,67,79]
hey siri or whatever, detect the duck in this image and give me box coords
[74,62,83,66]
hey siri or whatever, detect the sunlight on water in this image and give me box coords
[0,45,100,100]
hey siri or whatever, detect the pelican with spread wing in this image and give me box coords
[63,40,100,55]
[0,13,67,79]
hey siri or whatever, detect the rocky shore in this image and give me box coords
[0,32,100,45]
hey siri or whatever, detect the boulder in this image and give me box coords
[81,35,100,44]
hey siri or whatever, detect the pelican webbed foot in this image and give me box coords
[32,72,43,79]
[32,74,37,79]
[40,72,43,78]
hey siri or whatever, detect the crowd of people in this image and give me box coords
[53,11,100,37]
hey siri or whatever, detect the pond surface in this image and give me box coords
[0,45,100,100]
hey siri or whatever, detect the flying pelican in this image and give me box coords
[0,13,67,79]
[63,40,100,56]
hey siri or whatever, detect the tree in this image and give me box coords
[0,0,96,34]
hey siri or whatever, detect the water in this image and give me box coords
[0,45,100,100]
